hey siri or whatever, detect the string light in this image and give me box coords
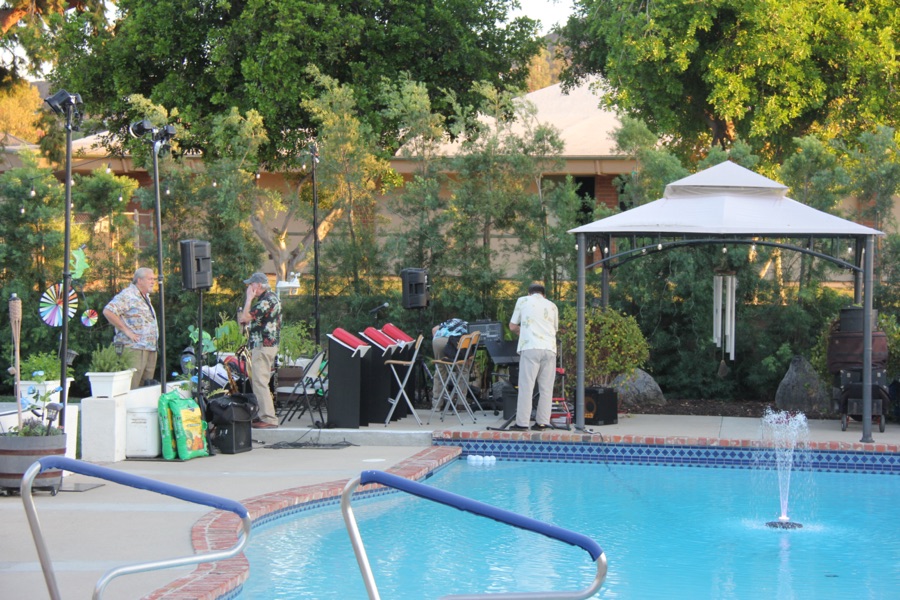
[657,243,663,251]
[29,187,36,197]
[165,187,170,195]
[20,206,25,214]
[722,246,728,253]
[118,194,123,202]
[105,164,111,174]
[212,180,217,188]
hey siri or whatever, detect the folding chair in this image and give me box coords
[382,334,425,426]
[429,331,479,425]
[275,351,327,425]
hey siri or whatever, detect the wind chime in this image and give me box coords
[713,272,736,376]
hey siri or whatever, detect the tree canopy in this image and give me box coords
[561,0,900,158]
[51,0,542,164]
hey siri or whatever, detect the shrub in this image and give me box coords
[558,305,650,387]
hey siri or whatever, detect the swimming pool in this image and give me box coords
[238,458,900,599]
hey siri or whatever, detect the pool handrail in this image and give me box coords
[341,469,608,600]
[21,455,252,600]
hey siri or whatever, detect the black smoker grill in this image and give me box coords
[826,308,890,433]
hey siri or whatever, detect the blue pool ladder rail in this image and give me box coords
[20,455,252,600]
[341,469,608,600]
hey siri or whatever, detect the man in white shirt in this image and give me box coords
[508,283,558,431]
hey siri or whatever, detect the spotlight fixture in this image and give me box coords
[129,119,154,138]
[44,90,83,117]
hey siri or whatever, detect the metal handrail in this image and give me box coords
[341,469,607,600]
[21,455,252,600]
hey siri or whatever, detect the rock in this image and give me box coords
[613,368,666,410]
[775,355,832,414]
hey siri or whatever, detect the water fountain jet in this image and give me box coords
[761,408,808,529]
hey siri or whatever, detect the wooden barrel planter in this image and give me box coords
[0,434,67,495]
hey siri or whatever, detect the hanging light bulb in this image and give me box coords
[255,172,261,180]
[212,180,217,187]
[29,187,36,197]
[657,243,663,251]
[20,206,25,214]
[118,195,123,202]
[105,164,111,174]
[722,246,728,253]
[165,187,171,195]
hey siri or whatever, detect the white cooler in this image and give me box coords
[126,407,161,458]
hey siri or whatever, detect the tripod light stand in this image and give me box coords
[130,119,177,391]
[44,89,82,428]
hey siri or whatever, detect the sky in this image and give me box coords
[512,0,575,34]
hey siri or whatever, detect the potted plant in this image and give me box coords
[85,344,135,398]
[18,351,74,406]
[558,305,650,421]
[0,390,66,495]
[279,321,318,366]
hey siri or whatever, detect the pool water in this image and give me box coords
[239,460,900,599]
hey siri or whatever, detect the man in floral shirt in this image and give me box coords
[102,267,159,389]
[238,272,282,428]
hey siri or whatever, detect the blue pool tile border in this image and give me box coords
[433,438,900,474]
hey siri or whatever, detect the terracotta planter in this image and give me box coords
[86,369,134,398]
[0,433,67,495]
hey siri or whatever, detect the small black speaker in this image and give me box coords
[179,239,212,290]
[400,268,429,309]
[211,420,252,454]
[584,387,618,425]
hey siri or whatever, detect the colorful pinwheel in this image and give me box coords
[81,308,99,327]
[39,284,78,327]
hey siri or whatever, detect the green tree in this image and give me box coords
[1,0,106,89]
[441,82,563,312]
[50,0,541,165]
[561,0,900,158]
[0,79,41,142]
[380,74,450,278]
[303,68,400,295]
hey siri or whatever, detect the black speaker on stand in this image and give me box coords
[400,268,429,309]
[180,239,213,426]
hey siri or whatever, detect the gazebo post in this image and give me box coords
[575,233,587,431]
[860,234,875,443]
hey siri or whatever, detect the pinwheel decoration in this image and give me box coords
[81,308,99,327]
[39,284,78,327]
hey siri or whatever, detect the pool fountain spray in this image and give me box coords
[761,408,808,529]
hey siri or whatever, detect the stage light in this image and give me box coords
[129,119,154,138]
[44,90,82,116]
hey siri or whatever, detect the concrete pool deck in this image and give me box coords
[3,408,899,599]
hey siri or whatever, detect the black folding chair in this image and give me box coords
[275,351,327,426]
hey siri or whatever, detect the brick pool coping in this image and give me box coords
[144,430,900,599]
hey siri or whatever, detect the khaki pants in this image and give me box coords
[251,346,278,425]
[516,349,556,427]
[126,348,158,389]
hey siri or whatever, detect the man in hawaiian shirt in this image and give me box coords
[238,272,282,428]
[103,267,159,389]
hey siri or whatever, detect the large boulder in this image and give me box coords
[613,368,666,410]
[775,355,832,414]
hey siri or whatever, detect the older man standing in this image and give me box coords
[238,272,282,429]
[508,283,558,431]
[103,267,159,389]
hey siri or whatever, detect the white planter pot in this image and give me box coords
[19,378,74,406]
[86,370,134,398]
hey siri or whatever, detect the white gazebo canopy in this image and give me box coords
[571,161,880,237]
[569,161,884,442]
